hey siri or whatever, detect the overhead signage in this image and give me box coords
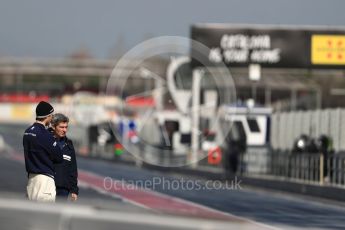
[191,24,345,69]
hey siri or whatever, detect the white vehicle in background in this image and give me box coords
[217,105,272,147]
[137,103,272,170]
[138,110,191,156]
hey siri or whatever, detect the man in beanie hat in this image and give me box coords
[23,101,63,202]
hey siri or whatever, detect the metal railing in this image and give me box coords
[251,151,345,187]
[269,151,323,184]
[238,150,324,185]
[327,154,345,186]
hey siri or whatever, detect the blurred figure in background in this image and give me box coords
[23,101,63,202]
[223,122,247,176]
[50,113,79,201]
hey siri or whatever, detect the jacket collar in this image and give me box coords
[34,122,46,129]
[58,136,71,143]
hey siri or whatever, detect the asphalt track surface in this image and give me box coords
[2,123,345,229]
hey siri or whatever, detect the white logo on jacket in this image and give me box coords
[63,155,71,161]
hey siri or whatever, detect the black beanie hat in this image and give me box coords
[36,101,54,118]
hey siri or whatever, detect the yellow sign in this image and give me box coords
[311,35,345,65]
[11,105,33,121]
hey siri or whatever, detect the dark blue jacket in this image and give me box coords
[54,137,79,195]
[23,123,63,178]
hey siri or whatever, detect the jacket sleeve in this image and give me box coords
[39,131,63,163]
[68,140,79,195]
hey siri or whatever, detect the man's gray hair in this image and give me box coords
[51,113,69,127]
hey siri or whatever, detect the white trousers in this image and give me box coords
[27,174,56,202]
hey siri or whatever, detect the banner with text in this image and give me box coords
[191,25,345,69]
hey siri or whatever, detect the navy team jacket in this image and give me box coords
[23,123,63,178]
[54,137,79,195]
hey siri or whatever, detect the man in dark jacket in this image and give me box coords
[23,101,63,202]
[50,113,79,201]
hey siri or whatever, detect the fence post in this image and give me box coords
[319,154,324,185]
